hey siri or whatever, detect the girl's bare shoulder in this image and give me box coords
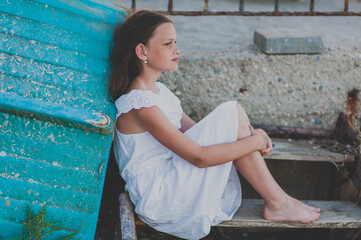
[116,109,146,135]
[116,104,160,135]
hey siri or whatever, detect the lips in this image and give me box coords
[172,58,179,63]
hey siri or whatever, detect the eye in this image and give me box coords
[165,40,177,46]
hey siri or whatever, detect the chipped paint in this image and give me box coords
[0,92,114,134]
[86,112,111,128]
[0,0,127,238]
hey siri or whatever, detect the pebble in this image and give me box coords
[314,118,322,125]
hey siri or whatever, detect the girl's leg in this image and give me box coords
[234,104,320,223]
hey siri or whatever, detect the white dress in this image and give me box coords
[113,82,242,240]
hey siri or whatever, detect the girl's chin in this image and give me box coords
[168,66,179,71]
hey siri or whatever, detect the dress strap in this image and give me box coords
[156,82,182,107]
[115,90,160,119]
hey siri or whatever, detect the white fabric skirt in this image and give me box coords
[134,101,242,240]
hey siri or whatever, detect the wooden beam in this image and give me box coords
[219,199,361,228]
[119,193,137,240]
[265,138,354,163]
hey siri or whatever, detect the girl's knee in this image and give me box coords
[236,103,250,124]
[238,123,251,136]
[235,103,251,139]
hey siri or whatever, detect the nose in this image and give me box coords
[174,43,180,54]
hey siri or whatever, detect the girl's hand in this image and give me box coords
[249,125,273,156]
[255,128,273,156]
[249,125,267,151]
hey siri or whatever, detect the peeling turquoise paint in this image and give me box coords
[0,31,109,76]
[0,0,127,239]
[0,0,117,40]
[1,12,109,59]
[0,92,113,134]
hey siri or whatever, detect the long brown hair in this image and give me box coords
[108,10,172,102]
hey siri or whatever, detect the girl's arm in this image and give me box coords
[179,112,196,133]
[134,106,267,168]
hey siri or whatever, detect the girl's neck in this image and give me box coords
[132,70,162,93]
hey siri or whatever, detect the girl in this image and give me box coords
[109,10,320,240]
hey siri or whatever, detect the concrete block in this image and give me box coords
[254,29,323,54]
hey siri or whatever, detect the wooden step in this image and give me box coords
[218,199,361,228]
[118,139,357,239]
[119,194,361,239]
[266,138,354,163]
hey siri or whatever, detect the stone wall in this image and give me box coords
[160,49,361,130]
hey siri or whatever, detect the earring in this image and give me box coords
[144,60,148,64]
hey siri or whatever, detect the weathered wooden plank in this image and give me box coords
[0,220,24,239]
[0,57,115,116]
[0,112,110,149]
[0,219,89,240]
[0,199,95,239]
[255,125,334,139]
[0,53,106,92]
[0,220,88,240]
[119,193,137,240]
[0,0,116,40]
[0,32,109,76]
[35,0,126,24]
[0,156,101,195]
[1,132,106,173]
[0,73,107,113]
[0,0,124,237]
[0,92,113,135]
[265,139,353,163]
[127,199,361,230]
[0,12,110,59]
[218,199,361,228]
[0,177,99,214]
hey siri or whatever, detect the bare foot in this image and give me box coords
[263,197,320,223]
[295,198,321,213]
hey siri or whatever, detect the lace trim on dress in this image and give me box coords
[115,90,160,119]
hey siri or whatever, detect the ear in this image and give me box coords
[135,43,147,61]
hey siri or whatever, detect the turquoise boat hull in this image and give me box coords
[0,0,127,238]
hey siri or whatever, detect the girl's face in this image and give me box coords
[145,22,180,72]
